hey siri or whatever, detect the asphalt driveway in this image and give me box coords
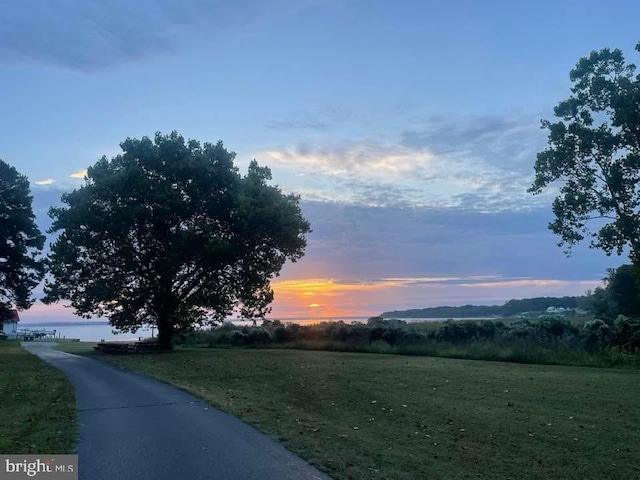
[23,342,329,480]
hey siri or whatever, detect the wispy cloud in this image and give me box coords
[34,178,55,185]
[260,112,551,211]
[275,276,598,293]
[380,276,503,285]
[273,278,394,294]
[456,279,600,289]
[69,169,87,179]
[263,145,434,180]
[400,114,541,165]
[0,0,314,70]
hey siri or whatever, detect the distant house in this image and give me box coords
[1,310,19,339]
[545,306,569,315]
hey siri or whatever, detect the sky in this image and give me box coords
[2,0,639,322]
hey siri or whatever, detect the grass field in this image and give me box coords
[0,341,76,454]
[266,339,640,368]
[58,343,640,480]
[54,340,94,355]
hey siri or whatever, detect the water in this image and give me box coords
[22,322,150,342]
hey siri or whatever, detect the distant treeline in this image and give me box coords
[381,295,587,318]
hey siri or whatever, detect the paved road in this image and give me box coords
[23,342,330,480]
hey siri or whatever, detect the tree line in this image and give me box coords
[381,295,587,319]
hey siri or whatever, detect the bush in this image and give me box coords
[583,319,613,349]
[614,315,640,351]
[435,320,498,344]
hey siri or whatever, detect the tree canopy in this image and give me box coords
[529,42,640,263]
[590,264,640,320]
[44,132,311,348]
[0,160,45,321]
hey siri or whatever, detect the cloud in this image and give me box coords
[456,279,600,289]
[262,142,452,209]
[260,112,551,211]
[34,179,55,185]
[400,114,542,165]
[380,275,503,285]
[70,169,87,179]
[274,275,556,292]
[0,0,312,70]
[279,200,619,285]
[263,144,434,180]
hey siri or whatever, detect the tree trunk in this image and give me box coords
[157,315,173,350]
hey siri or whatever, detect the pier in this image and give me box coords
[17,328,58,340]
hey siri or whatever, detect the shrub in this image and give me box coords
[614,315,640,351]
[583,319,613,349]
[175,315,640,368]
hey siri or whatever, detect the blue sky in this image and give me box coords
[2,0,638,320]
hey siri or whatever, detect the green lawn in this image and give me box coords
[53,340,95,355]
[59,345,640,480]
[0,341,76,454]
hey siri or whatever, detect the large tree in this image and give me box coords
[44,132,311,348]
[0,160,45,321]
[529,43,640,263]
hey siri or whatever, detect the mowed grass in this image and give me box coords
[0,341,76,454]
[53,340,95,355]
[67,346,640,480]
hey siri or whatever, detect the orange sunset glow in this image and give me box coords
[269,278,399,318]
[265,276,604,320]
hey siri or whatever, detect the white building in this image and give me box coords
[545,306,569,315]
[1,310,19,339]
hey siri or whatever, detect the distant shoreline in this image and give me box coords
[20,321,111,327]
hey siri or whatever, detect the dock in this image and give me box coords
[17,328,59,340]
